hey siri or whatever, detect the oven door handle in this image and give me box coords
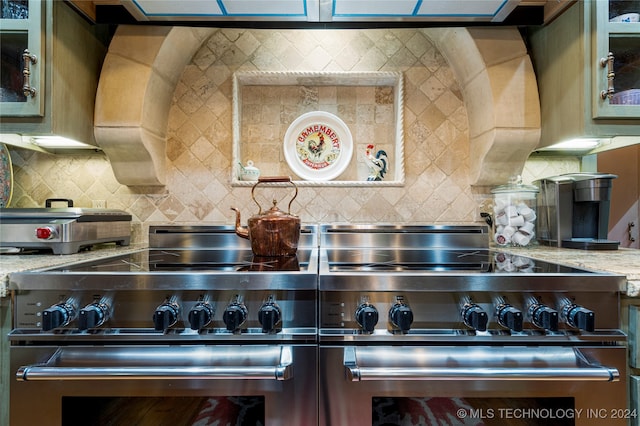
[343,346,620,382]
[16,345,293,381]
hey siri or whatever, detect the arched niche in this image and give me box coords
[94,26,539,186]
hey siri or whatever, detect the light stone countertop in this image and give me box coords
[499,245,640,295]
[1,243,639,297]
[0,243,147,297]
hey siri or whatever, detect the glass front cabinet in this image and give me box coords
[530,0,640,149]
[596,0,640,118]
[0,1,109,148]
[0,0,43,116]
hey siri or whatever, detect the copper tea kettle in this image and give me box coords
[231,176,301,257]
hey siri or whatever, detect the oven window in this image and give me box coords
[373,397,574,426]
[62,396,265,426]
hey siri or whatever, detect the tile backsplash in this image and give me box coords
[7,28,579,243]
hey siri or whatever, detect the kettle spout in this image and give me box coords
[231,207,249,240]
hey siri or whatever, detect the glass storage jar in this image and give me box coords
[491,177,539,247]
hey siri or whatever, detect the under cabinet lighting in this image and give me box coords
[539,138,604,151]
[535,136,640,155]
[0,134,102,154]
[30,136,98,149]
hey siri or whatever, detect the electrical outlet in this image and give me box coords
[92,200,107,209]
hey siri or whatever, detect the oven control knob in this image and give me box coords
[355,303,379,333]
[35,226,57,240]
[389,302,413,333]
[461,303,488,332]
[529,304,558,332]
[495,304,523,332]
[42,302,77,331]
[78,302,110,330]
[258,301,282,333]
[223,302,248,332]
[563,304,595,332]
[153,301,180,331]
[188,301,215,331]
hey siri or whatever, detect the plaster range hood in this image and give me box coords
[94,26,542,187]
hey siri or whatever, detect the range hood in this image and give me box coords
[93,25,542,187]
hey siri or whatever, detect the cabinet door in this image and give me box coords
[598,144,640,248]
[0,0,43,116]
[594,0,640,118]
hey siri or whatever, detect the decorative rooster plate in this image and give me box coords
[283,111,353,181]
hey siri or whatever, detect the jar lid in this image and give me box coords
[491,176,539,195]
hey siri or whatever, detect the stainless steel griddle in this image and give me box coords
[0,205,132,254]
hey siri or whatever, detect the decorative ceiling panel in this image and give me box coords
[333,0,419,16]
[129,0,224,16]
[223,0,308,16]
[332,0,519,21]
[121,0,519,22]
[124,0,316,20]
[415,0,513,17]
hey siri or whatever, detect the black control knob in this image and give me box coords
[258,301,282,333]
[355,303,379,333]
[42,306,66,331]
[188,301,215,331]
[462,303,488,331]
[496,304,523,332]
[563,304,595,332]
[223,302,248,332]
[78,302,110,330]
[389,302,414,333]
[153,301,180,331]
[529,303,558,332]
[42,302,77,331]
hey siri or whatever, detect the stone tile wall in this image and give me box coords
[7,28,578,243]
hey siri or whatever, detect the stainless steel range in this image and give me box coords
[318,224,628,426]
[9,225,318,426]
[8,223,630,425]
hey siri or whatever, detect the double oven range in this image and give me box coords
[9,226,318,425]
[318,225,627,426]
[8,224,628,425]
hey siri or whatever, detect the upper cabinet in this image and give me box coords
[0,1,110,148]
[0,0,43,117]
[529,0,640,150]
[595,0,640,118]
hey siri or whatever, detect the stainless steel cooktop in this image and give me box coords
[49,248,315,273]
[324,248,590,274]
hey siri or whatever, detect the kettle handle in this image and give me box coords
[251,176,298,214]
